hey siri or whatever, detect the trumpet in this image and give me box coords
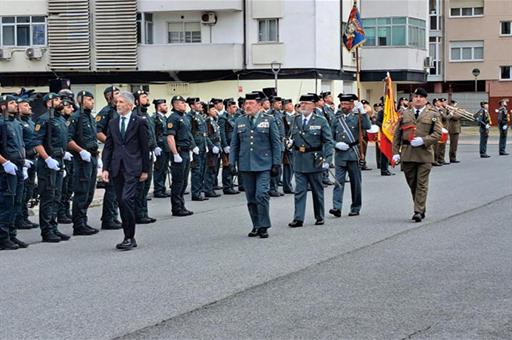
[446,105,476,122]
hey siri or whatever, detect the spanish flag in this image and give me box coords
[380,73,399,164]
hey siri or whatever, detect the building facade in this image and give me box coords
[0,0,428,107]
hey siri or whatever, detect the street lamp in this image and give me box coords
[472,68,480,93]
[270,61,282,94]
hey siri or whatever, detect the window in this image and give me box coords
[258,18,279,42]
[408,17,426,49]
[450,41,484,61]
[450,7,484,17]
[429,36,442,76]
[144,13,153,44]
[136,13,142,44]
[0,16,46,47]
[362,17,424,48]
[429,0,441,31]
[168,22,201,43]
[501,21,511,36]
[501,66,511,80]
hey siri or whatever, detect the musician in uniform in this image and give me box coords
[392,88,442,222]
[329,94,371,217]
[475,101,491,158]
[447,100,462,163]
[229,92,281,238]
[288,94,334,228]
[433,98,449,165]
[497,99,509,156]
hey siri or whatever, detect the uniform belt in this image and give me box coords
[194,133,208,137]
[294,146,322,153]
[177,146,190,152]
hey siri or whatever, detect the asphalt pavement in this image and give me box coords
[1,143,511,340]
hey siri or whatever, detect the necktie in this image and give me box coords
[121,117,126,139]
[415,109,420,119]
[302,118,307,130]
[249,116,254,128]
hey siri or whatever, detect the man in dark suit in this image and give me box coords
[102,91,150,250]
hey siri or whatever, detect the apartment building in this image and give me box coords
[0,0,428,106]
[426,0,512,117]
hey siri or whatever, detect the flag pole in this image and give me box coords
[356,46,364,163]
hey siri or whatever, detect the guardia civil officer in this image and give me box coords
[152,99,171,197]
[33,93,71,242]
[392,88,442,222]
[229,92,281,238]
[0,95,29,249]
[15,96,39,230]
[204,104,222,197]
[267,94,285,197]
[282,98,295,194]
[57,97,75,224]
[67,91,100,236]
[133,89,157,224]
[329,94,371,218]
[288,93,334,228]
[218,98,240,195]
[497,99,509,155]
[166,96,197,216]
[96,86,122,230]
[187,97,210,201]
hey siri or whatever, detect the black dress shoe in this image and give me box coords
[361,167,372,171]
[421,212,425,219]
[381,171,395,176]
[283,190,294,194]
[173,210,192,217]
[154,192,170,198]
[480,154,490,158]
[348,211,360,216]
[85,225,99,233]
[192,196,208,201]
[17,221,33,230]
[102,223,122,230]
[57,216,72,224]
[214,186,222,191]
[432,162,441,167]
[205,192,221,198]
[73,226,97,236]
[113,219,122,226]
[288,220,304,228]
[147,197,152,201]
[315,219,324,225]
[116,238,137,250]
[322,180,334,186]
[185,210,194,216]
[412,212,422,222]
[238,187,245,192]
[258,228,269,238]
[223,189,240,195]
[269,191,281,197]
[136,217,153,224]
[450,160,460,163]
[147,217,157,223]
[499,152,509,156]
[248,228,259,237]
[28,220,39,229]
[42,233,61,243]
[11,237,28,248]
[0,239,19,250]
[329,208,341,217]
[55,231,71,241]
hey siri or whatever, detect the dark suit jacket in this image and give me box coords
[102,113,150,178]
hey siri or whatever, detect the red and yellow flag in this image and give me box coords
[379,73,399,163]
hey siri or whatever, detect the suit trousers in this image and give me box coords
[241,171,271,229]
[170,150,191,213]
[113,168,139,239]
[402,162,432,214]
[449,133,459,161]
[294,171,324,222]
[332,161,362,213]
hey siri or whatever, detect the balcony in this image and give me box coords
[137,43,244,71]
[137,0,243,13]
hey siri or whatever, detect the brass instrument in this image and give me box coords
[445,104,476,122]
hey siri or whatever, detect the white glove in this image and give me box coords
[151,152,157,163]
[79,150,91,162]
[485,124,491,129]
[355,101,365,114]
[192,146,200,155]
[335,142,350,151]
[212,146,220,154]
[503,125,508,131]
[24,159,34,169]
[45,157,60,171]
[410,137,424,147]
[97,158,103,169]
[286,139,294,150]
[22,167,28,180]
[2,161,18,175]
[322,162,330,170]
[154,147,162,157]
[223,146,230,154]
[63,152,73,161]
[63,170,67,178]
[392,154,401,163]
[173,153,183,163]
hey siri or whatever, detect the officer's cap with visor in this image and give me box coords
[299,94,319,102]
[413,88,428,98]
[43,93,61,103]
[0,95,17,106]
[338,93,358,102]
[171,95,186,104]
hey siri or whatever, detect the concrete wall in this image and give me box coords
[138,0,243,12]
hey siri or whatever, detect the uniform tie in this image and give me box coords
[249,116,255,129]
[302,118,307,130]
[120,117,126,139]
[415,109,420,119]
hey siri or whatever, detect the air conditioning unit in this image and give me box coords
[0,48,13,60]
[201,12,217,25]
[26,47,43,60]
